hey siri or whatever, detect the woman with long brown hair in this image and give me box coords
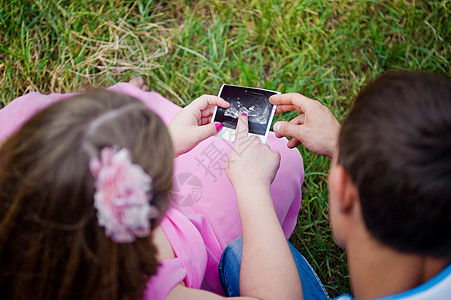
[0,78,304,299]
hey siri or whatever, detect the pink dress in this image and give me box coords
[0,83,304,298]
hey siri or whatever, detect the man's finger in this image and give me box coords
[289,114,306,125]
[275,104,300,114]
[269,93,314,114]
[273,121,304,140]
[274,114,306,138]
[287,138,301,148]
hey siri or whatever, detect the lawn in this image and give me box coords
[0,0,449,297]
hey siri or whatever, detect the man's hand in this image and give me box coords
[270,93,341,159]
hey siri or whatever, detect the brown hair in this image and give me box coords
[338,71,451,257]
[0,90,174,299]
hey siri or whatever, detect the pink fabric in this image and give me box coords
[144,208,207,299]
[0,83,304,298]
[0,83,179,139]
[0,92,72,139]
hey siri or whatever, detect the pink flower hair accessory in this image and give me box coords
[89,146,159,243]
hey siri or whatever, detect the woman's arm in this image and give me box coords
[226,114,303,299]
[234,186,302,299]
[168,284,257,300]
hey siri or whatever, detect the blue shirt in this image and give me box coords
[334,264,451,300]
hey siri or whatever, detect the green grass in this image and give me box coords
[1,0,449,297]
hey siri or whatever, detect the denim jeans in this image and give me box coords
[218,237,331,299]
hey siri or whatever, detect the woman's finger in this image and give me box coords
[189,95,230,112]
[234,113,249,146]
[200,106,216,118]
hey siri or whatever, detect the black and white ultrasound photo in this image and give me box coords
[213,85,278,136]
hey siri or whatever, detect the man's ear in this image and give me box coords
[330,164,358,214]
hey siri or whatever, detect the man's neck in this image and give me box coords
[347,233,449,299]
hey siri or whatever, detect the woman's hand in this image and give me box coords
[269,93,341,159]
[226,114,281,191]
[168,95,230,157]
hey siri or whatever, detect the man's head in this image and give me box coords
[331,71,451,257]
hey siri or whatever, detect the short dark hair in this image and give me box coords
[338,71,451,257]
[0,90,174,299]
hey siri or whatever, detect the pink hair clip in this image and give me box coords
[89,147,159,243]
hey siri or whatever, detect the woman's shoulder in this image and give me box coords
[0,92,72,140]
[152,225,175,261]
[144,208,209,299]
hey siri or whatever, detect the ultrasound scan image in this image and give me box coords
[214,85,277,135]
[223,99,270,125]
